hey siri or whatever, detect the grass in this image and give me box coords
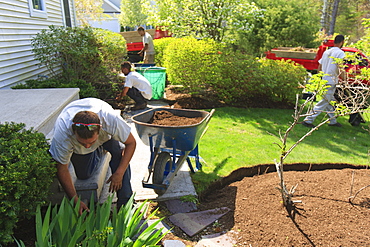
[192,106,370,193]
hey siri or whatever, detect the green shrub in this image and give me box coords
[153,37,178,67]
[164,37,224,87]
[12,78,99,99]
[0,122,55,244]
[93,28,127,73]
[31,25,126,87]
[257,58,307,104]
[163,37,306,106]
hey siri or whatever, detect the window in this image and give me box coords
[28,0,47,18]
[62,0,72,27]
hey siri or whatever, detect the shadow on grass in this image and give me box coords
[192,156,231,193]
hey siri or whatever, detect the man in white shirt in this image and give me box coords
[118,61,153,110]
[49,98,136,213]
[302,34,346,128]
[137,26,155,64]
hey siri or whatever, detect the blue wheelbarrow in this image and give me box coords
[131,108,215,195]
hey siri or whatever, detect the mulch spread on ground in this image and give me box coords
[149,110,203,126]
[195,168,370,246]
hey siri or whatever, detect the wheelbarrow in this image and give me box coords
[131,108,215,195]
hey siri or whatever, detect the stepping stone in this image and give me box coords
[168,207,230,237]
[163,240,186,247]
[164,199,197,214]
[146,219,173,234]
[195,232,236,247]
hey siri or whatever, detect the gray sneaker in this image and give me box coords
[131,102,147,111]
[302,121,316,128]
[328,122,342,127]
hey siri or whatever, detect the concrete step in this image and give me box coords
[0,88,80,138]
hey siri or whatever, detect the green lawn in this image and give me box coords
[192,107,370,193]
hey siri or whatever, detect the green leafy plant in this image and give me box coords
[153,37,177,67]
[180,195,199,204]
[164,37,224,88]
[30,25,126,99]
[236,0,320,56]
[145,0,261,42]
[12,78,99,99]
[32,195,168,246]
[0,122,55,244]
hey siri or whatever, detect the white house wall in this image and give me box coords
[88,17,120,33]
[0,0,76,89]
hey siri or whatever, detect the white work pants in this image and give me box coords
[304,84,337,125]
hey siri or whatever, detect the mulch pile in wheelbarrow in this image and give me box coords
[149,110,203,126]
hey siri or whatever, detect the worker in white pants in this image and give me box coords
[302,34,346,128]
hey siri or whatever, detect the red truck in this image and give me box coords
[120,27,172,63]
[266,40,370,80]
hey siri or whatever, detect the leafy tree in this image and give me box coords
[353,18,370,56]
[119,0,148,28]
[333,0,370,42]
[238,0,321,55]
[145,0,262,42]
[74,0,107,26]
[317,0,370,41]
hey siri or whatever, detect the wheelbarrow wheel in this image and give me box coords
[153,152,172,195]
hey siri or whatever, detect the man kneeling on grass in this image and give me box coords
[49,98,136,214]
[118,61,152,111]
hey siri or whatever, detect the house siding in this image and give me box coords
[0,0,76,89]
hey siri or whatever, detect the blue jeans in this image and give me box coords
[71,139,133,207]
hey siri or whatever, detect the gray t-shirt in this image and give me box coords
[319,47,345,85]
[143,32,155,55]
[49,98,131,164]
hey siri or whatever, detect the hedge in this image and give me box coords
[0,123,55,244]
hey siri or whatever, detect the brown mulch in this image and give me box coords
[156,164,370,246]
[195,167,370,246]
[149,110,203,126]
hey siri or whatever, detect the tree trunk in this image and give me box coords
[320,0,330,33]
[329,0,340,35]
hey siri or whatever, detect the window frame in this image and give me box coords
[28,0,48,18]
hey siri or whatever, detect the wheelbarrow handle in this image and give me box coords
[199,109,215,140]
[204,109,215,125]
